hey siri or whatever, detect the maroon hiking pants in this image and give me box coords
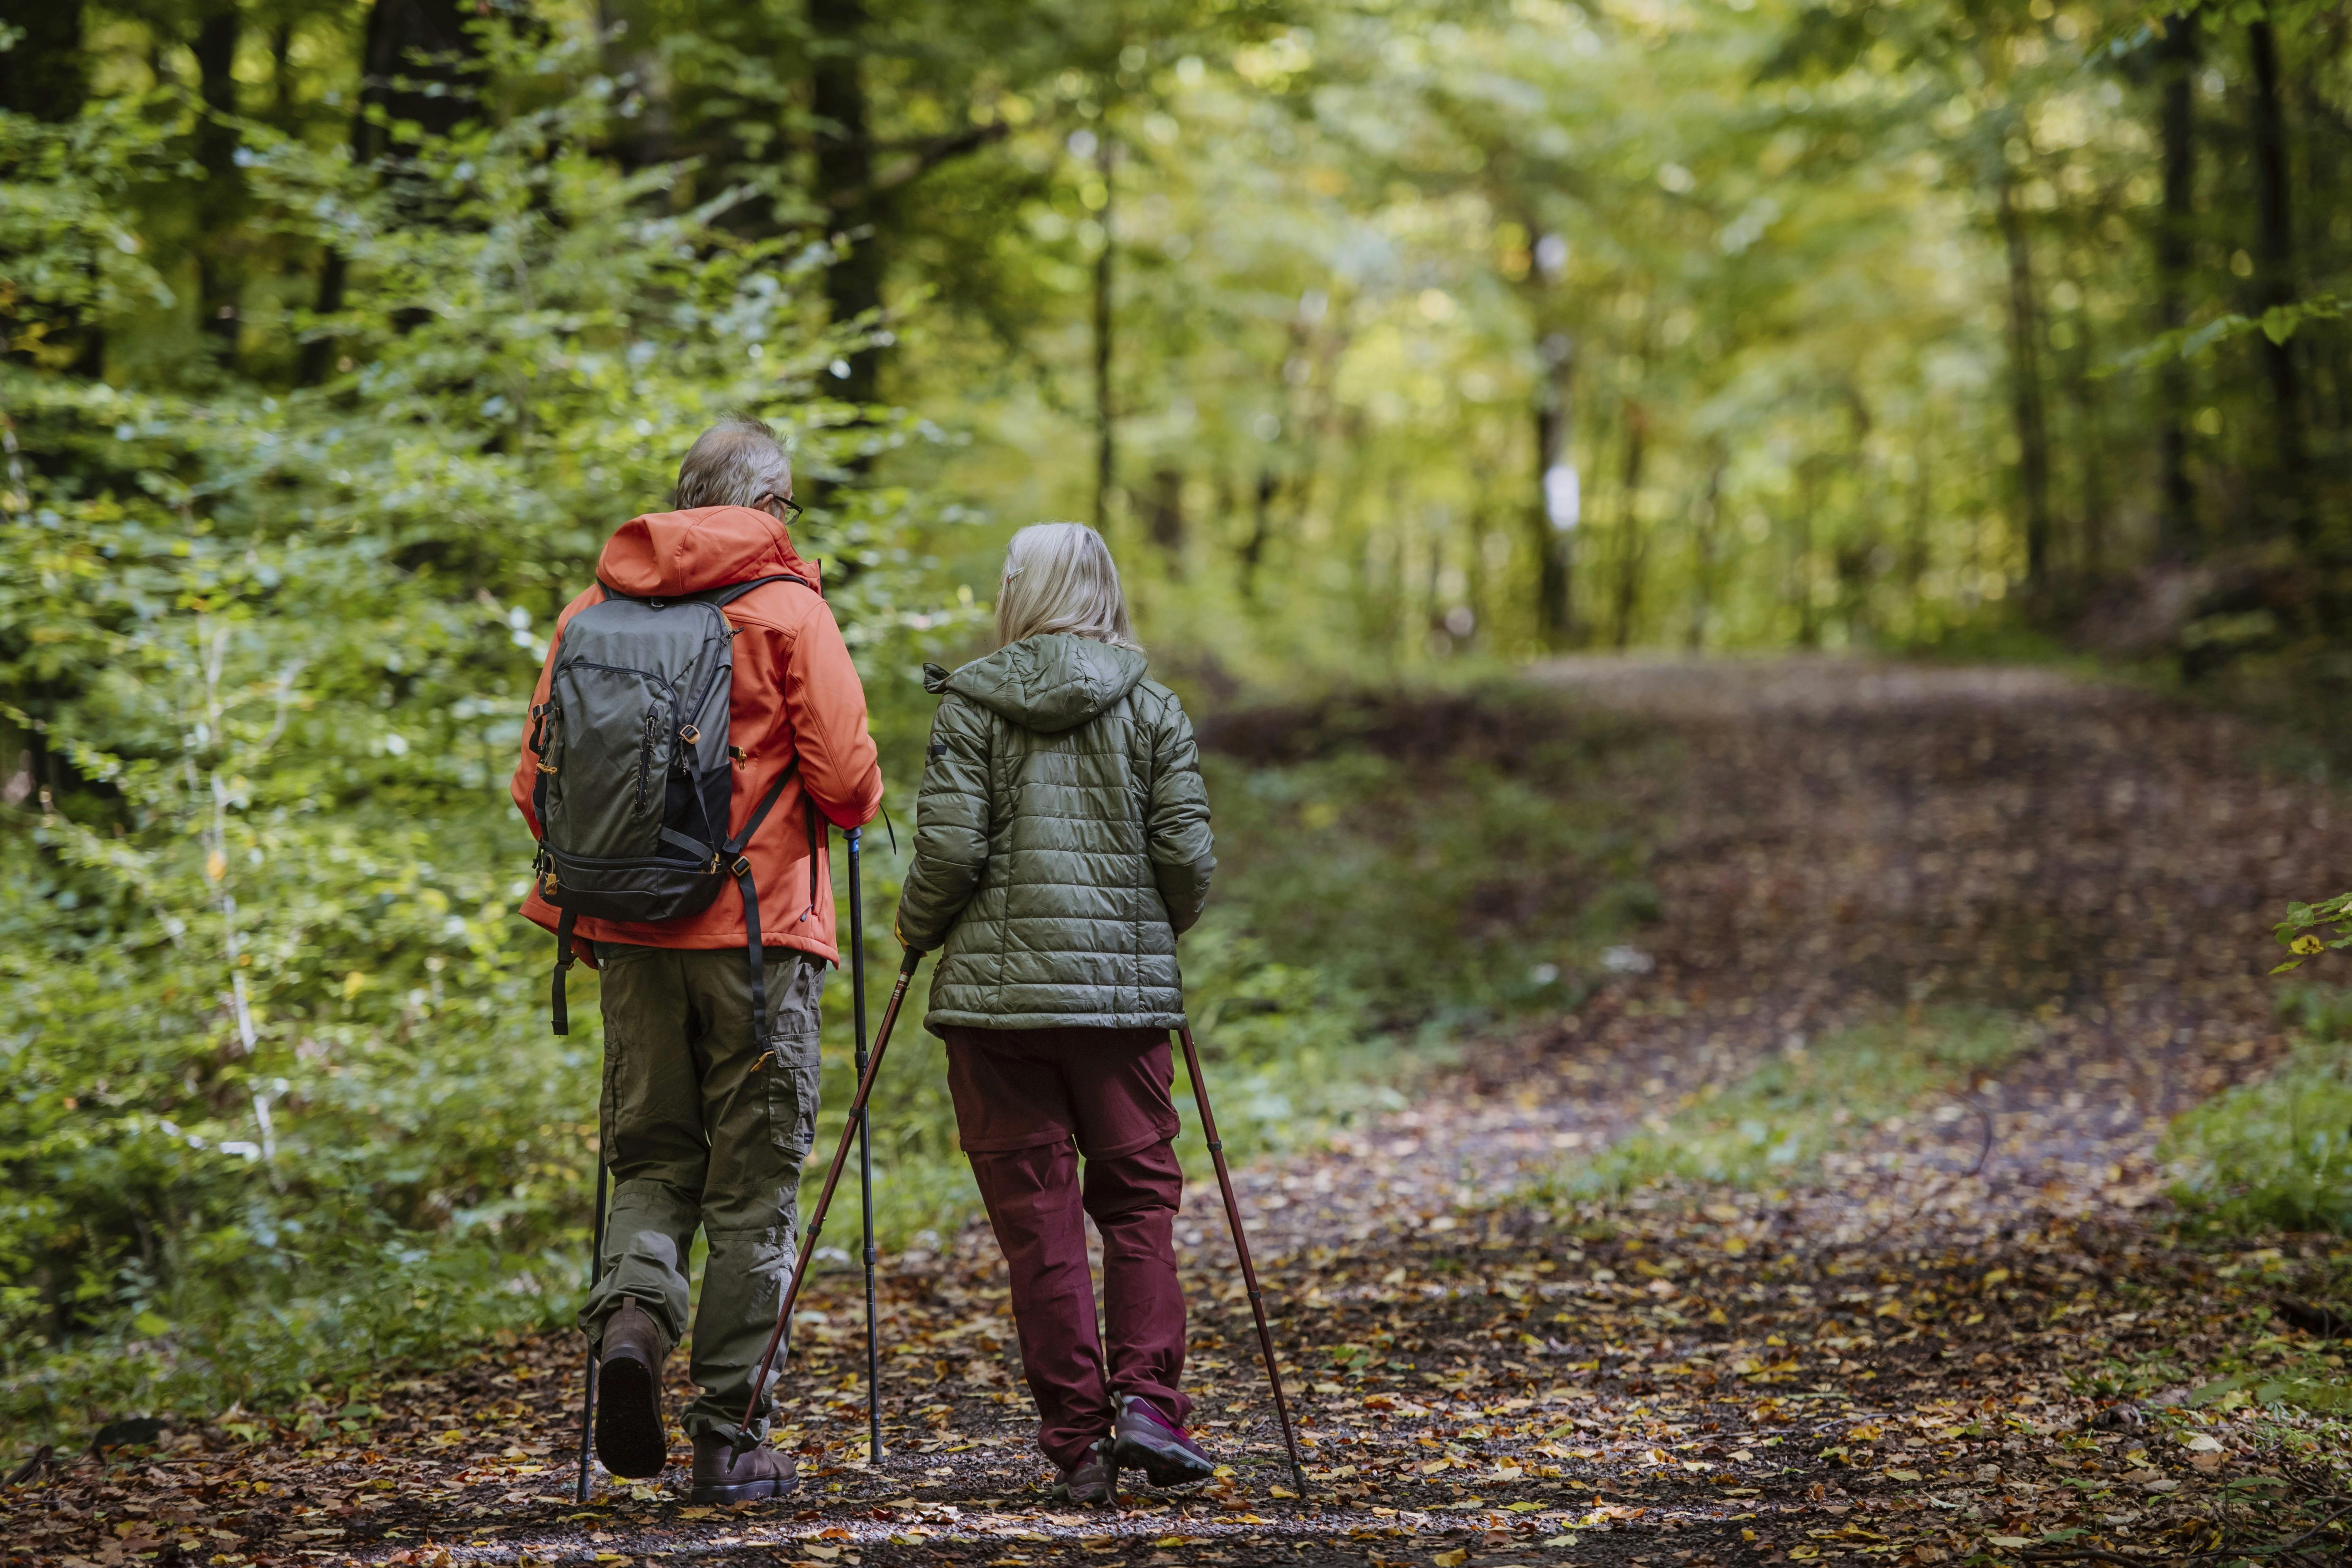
[941,1025,1192,1471]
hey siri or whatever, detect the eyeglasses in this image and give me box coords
[758,491,803,525]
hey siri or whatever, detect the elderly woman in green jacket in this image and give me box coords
[895,522,1217,1504]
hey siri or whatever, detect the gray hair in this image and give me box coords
[994,523,1140,651]
[673,415,789,511]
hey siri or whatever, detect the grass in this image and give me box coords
[2165,986,2352,1236]
[1529,1007,2032,1201]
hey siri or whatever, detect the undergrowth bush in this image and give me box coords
[2165,987,2352,1235]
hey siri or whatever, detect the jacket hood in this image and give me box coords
[597,505,818,596]
[925,634,1149,734]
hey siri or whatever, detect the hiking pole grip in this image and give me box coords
[735,950,925,1446]
[1178,1024,1309,1500]
[575,1160,609,1503]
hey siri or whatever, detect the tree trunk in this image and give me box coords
[0,2,87,122]
[1092,132,1116,533]
[1530,329,1576,647]
[2248,17,2311,548]
[2058,272,2110,582]
[2,2,101,374]
[812,0,880,417]
[1906,439,1933,593]
[1612,399,1647,649]
[299,0,481,385]
[1994,168,2053,593]
[1239,470,1278,599]
[1146,468,1183,560]
[193,3,245,366]
[1688,453,1724,651]
[1793,460,1819,648]
[598,0,674,174]
[2154,11,2199,560]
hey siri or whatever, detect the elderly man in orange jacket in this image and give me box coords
[510,416,882,1501]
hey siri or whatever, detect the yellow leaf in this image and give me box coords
[2294,934,2325,954]
[206,850,226,882]
[1435,1552,1470,1568]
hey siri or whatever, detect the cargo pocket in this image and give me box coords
[767,1034,820,1158]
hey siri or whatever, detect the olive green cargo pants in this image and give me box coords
[580,941,825,1444]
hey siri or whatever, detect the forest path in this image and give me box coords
[24,656,2347,1568]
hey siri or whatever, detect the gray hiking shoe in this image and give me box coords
[1051,1439,1116,1506]
[1111,1394,1215,1487]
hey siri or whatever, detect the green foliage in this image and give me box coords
[2165,988,2352,1234]
[0,27,947,1440]
[1534,1009,2029,1200]
[2273,895,2352,972]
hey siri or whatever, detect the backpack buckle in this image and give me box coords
[731,855,752,878]
[679,724,700,745]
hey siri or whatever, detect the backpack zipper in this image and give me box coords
[637,709,658,811]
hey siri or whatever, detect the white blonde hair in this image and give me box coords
[994,523,1140,650]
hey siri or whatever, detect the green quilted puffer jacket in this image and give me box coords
[895,633,1215,1033]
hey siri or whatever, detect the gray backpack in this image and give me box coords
[528,573,818,1038]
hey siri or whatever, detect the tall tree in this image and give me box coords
[193,2,246,365]
[2,1,99,375]
[810,0,880,413]
[1531,326,1576,647]
[1995,163,2053,594]
[0,2,87,123]
[1092,129,1117,531]
[2246,14,2310,548]
[300,0,483,385]
[2154,11,2200,561]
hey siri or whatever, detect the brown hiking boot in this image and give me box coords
[689,1434,799,1503]
[593,1299,671,1479]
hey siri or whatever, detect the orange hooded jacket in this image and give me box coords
[509,505,884,966]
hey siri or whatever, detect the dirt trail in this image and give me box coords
[18,657,2349,1568]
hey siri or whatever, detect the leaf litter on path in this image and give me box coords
[13,658,2352,1568]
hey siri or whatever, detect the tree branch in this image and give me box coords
[828,120,1011,210]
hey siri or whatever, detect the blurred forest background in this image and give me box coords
[6,0,2351,1437]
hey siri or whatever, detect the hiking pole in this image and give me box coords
[574,1160,609,1504]
[735,948,926,1450]
[847,826,883,1463]
[1177,1023,1309,1500]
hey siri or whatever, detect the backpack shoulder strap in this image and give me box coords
[706,572,817,608]
[587,574,812,606]
[725,754,803,1052]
